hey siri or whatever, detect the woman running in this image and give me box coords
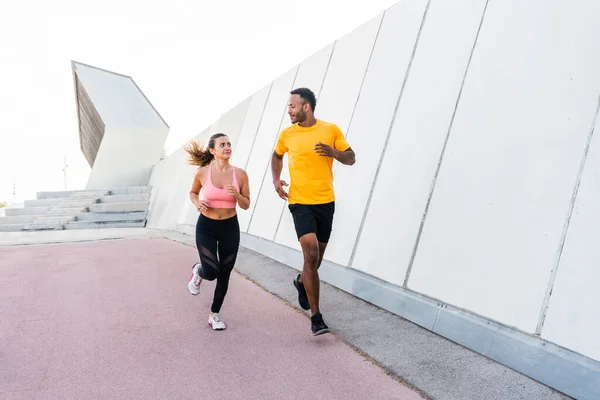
[184,133,250,330]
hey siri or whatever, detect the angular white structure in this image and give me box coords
[81,1,600,398]
[72,61,169,189]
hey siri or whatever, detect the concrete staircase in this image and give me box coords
[0,186,151,232]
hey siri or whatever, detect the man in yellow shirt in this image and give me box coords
[271,87,356,335]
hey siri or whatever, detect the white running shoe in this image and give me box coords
[208,312,226,330]
[187,263,202,295]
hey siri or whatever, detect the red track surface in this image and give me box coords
[0,238,422,399]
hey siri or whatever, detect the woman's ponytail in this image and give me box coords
[184,140,214,167]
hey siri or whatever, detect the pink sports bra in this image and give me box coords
[203,164,240,209]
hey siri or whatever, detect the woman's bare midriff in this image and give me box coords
[202,207,237,220]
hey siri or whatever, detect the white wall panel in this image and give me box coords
[543,110,600,362]
[324,0,429,267]
[215,97,251,146]
[314,15,384,133]
[240,67,299,233]
[351,0,487,286]
[274,16,384,251]
[230,84,272,169]
[87,126,169,189]
[248,44,335,240]
[146,146,190,231]
[408,0,600,333]
[73,62,168,129]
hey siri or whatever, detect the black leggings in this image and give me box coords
[195,214,240,313]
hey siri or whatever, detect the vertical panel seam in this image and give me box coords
[332,12,386,177]
[403,0,490,288]
[241,83,274,232]
[273,43,338,242]
[246,66,301,233]
[535,94,600,335]
[348,0,432,269]
[317,41,337,99]
[243,83,274,171]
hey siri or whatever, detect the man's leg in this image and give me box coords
[298,233,330,335]
[298,233,321,315]
[297,240,327,307]
[300,201,335,306]
[316,241,328,269]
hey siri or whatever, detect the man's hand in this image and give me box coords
[314,142,337,157]
[273,179,289,200]
[316,143,356,166]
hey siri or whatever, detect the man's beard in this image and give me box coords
[295,110,306,123]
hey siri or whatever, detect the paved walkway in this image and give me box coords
[0,236,421,400]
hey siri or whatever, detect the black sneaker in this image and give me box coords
[293,274,310,310]
[311,313,330,336]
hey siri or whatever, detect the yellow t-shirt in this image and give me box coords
[274,119,350,205]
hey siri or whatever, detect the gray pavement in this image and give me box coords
[227,246,572,400]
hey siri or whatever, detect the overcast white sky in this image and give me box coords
[0,0,398,204]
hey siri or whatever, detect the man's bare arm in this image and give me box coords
[314,143,356,166]
[271,152,283,182]
[271,152,288,200]
[334,147,355,166]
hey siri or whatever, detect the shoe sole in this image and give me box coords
[188,263,201,295]
[209,321,226,330]
[188,281,200,295]
[293,276,310,310]
[312,327,330,336]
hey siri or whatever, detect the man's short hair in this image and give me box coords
[290,87,316,111]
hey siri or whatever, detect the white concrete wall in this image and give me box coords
[407,0,600,336]
[73,62,168,130]
[86,127,170,189]
[542,99,600,361]
[145,0,600,364]
[326,0,428,267]
[352,0,488,287]
[75,61,170,190]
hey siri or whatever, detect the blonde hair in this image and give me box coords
[184,133,227,167]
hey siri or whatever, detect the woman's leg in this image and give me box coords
[210,218,240,314]
[195,215,220,281]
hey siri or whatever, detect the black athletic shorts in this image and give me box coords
[288,202,335,243]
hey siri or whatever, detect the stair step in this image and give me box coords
[0,215,40,225]
[70,191,111,198]
[34,216,76,224]
[64,221,146,230]
[76,211,147,222]
[98,194,150,203]
[24,198,64,207]
[47,207,88,215]
[108,186,151,195]
[0,223,29,232]
[22,223,65,231]
[88,202,149,213]
[4,206,51,216]
[36,190,111,199]
[56,200,99,207]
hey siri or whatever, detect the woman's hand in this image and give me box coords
[196,200,209,213]
[225,184,241,199]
